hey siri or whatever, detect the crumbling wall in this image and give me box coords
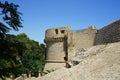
[94,20,120,45]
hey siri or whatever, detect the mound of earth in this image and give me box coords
[28,42,120,80]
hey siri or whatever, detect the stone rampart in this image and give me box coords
[94,20,120,45]
[75,28,97,50]
[44,19,120,70]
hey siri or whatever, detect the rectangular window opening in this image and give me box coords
[61,30,65,33]
[55,29,58,34]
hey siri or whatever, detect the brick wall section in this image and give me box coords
[94,20,120,45]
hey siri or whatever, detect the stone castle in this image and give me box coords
[44,19,120,70]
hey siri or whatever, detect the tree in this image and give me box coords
[0,1,23,78]
[16,33,45,77]
[0,1,23,39]
[0,34,26,79]
[0,33,45,79]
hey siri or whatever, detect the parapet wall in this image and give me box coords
[45,27,70,41]
[94,20,120,45]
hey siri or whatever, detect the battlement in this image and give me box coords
[45,37,67,42]
[45,27,70,40]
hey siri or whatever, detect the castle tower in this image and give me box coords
[44,27,70,70]
[44,26,97,71]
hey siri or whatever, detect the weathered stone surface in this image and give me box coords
[35,42,120,80]
[94,19,120,45]
[44,63,65,71]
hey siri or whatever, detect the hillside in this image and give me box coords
[33,42,120,80]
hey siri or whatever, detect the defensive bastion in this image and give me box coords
[44,19,120,70]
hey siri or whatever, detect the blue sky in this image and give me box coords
[2,0,120,43]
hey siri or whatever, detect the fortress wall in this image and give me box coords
[67,32,76,60]
[94,20,120,45]
[75,29,97,51]
[44,20,120,71]
[46,41,65,61]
